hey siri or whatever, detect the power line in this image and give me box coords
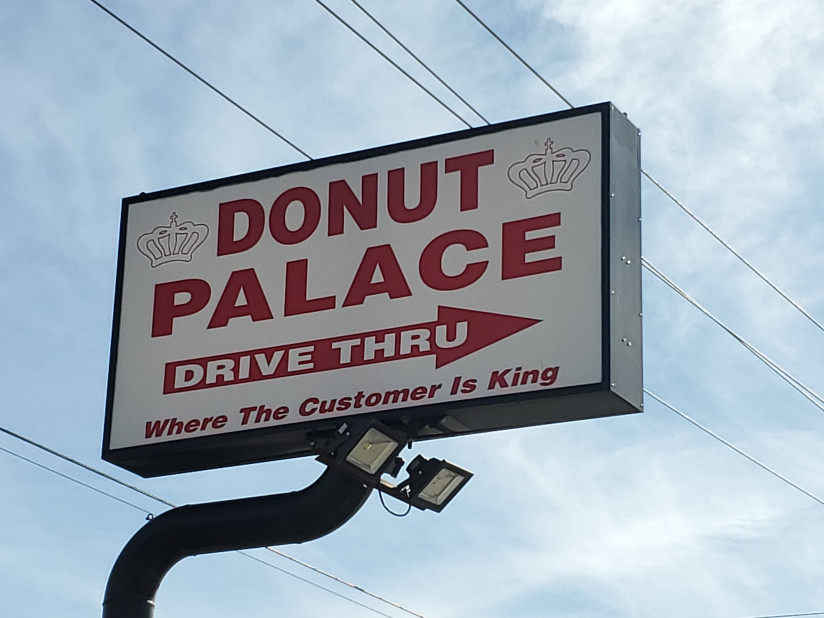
[263,547,424,618]
[347,0,490,125]
[0,423,425,617]
[312,0,474,129]
[642,257,824,412]
[641,169,824,335]
[0,444,150,515]
[238,550,399,618]
[649,389,824,618]
[0,423,174,508]
[453,0,574,109]
[645,389,824,508]
[86,0,312,160]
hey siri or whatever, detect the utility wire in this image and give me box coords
[238,550,398,618]
[264,547,424,617]
[0,423,174,508]
[0,444,149,514]
[642,258,824,412]
[0,423,425,617]
[641,169,824,335]
[453,0,574,109]
[312,0,474,129]
[86,0,312,160]
[347,0,489,125]
[645,389,824,508]
[647,389,824,618]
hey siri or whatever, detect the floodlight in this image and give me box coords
[345,427,402,475]
[403,455,473,513]
[315,420,407,483]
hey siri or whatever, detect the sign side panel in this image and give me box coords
[102,197,131,460]
[608,107,643,410]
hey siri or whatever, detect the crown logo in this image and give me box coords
[507,139,591,199]
[136,213,209,268]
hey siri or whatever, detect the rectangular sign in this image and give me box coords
[104,102,642,477]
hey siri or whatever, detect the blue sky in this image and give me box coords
[2,1,824,616]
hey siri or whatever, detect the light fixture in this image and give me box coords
[378,455,473,513]
[344,426,403,475]
[315,420,407,483]
[403,455,473,512]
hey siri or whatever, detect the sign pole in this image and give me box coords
[102,467,370,618]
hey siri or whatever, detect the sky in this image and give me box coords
[2,0,824,617]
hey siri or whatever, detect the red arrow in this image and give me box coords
[430,306,541,368]
[163,306,541,394]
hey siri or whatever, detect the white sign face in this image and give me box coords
[105,104,641,476]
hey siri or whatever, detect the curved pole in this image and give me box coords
[103,466,371,618]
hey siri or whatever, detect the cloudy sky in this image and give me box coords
[2,1,824,617]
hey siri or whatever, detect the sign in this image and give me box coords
[104,103,642,477]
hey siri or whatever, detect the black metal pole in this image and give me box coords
[102,466,371,618]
